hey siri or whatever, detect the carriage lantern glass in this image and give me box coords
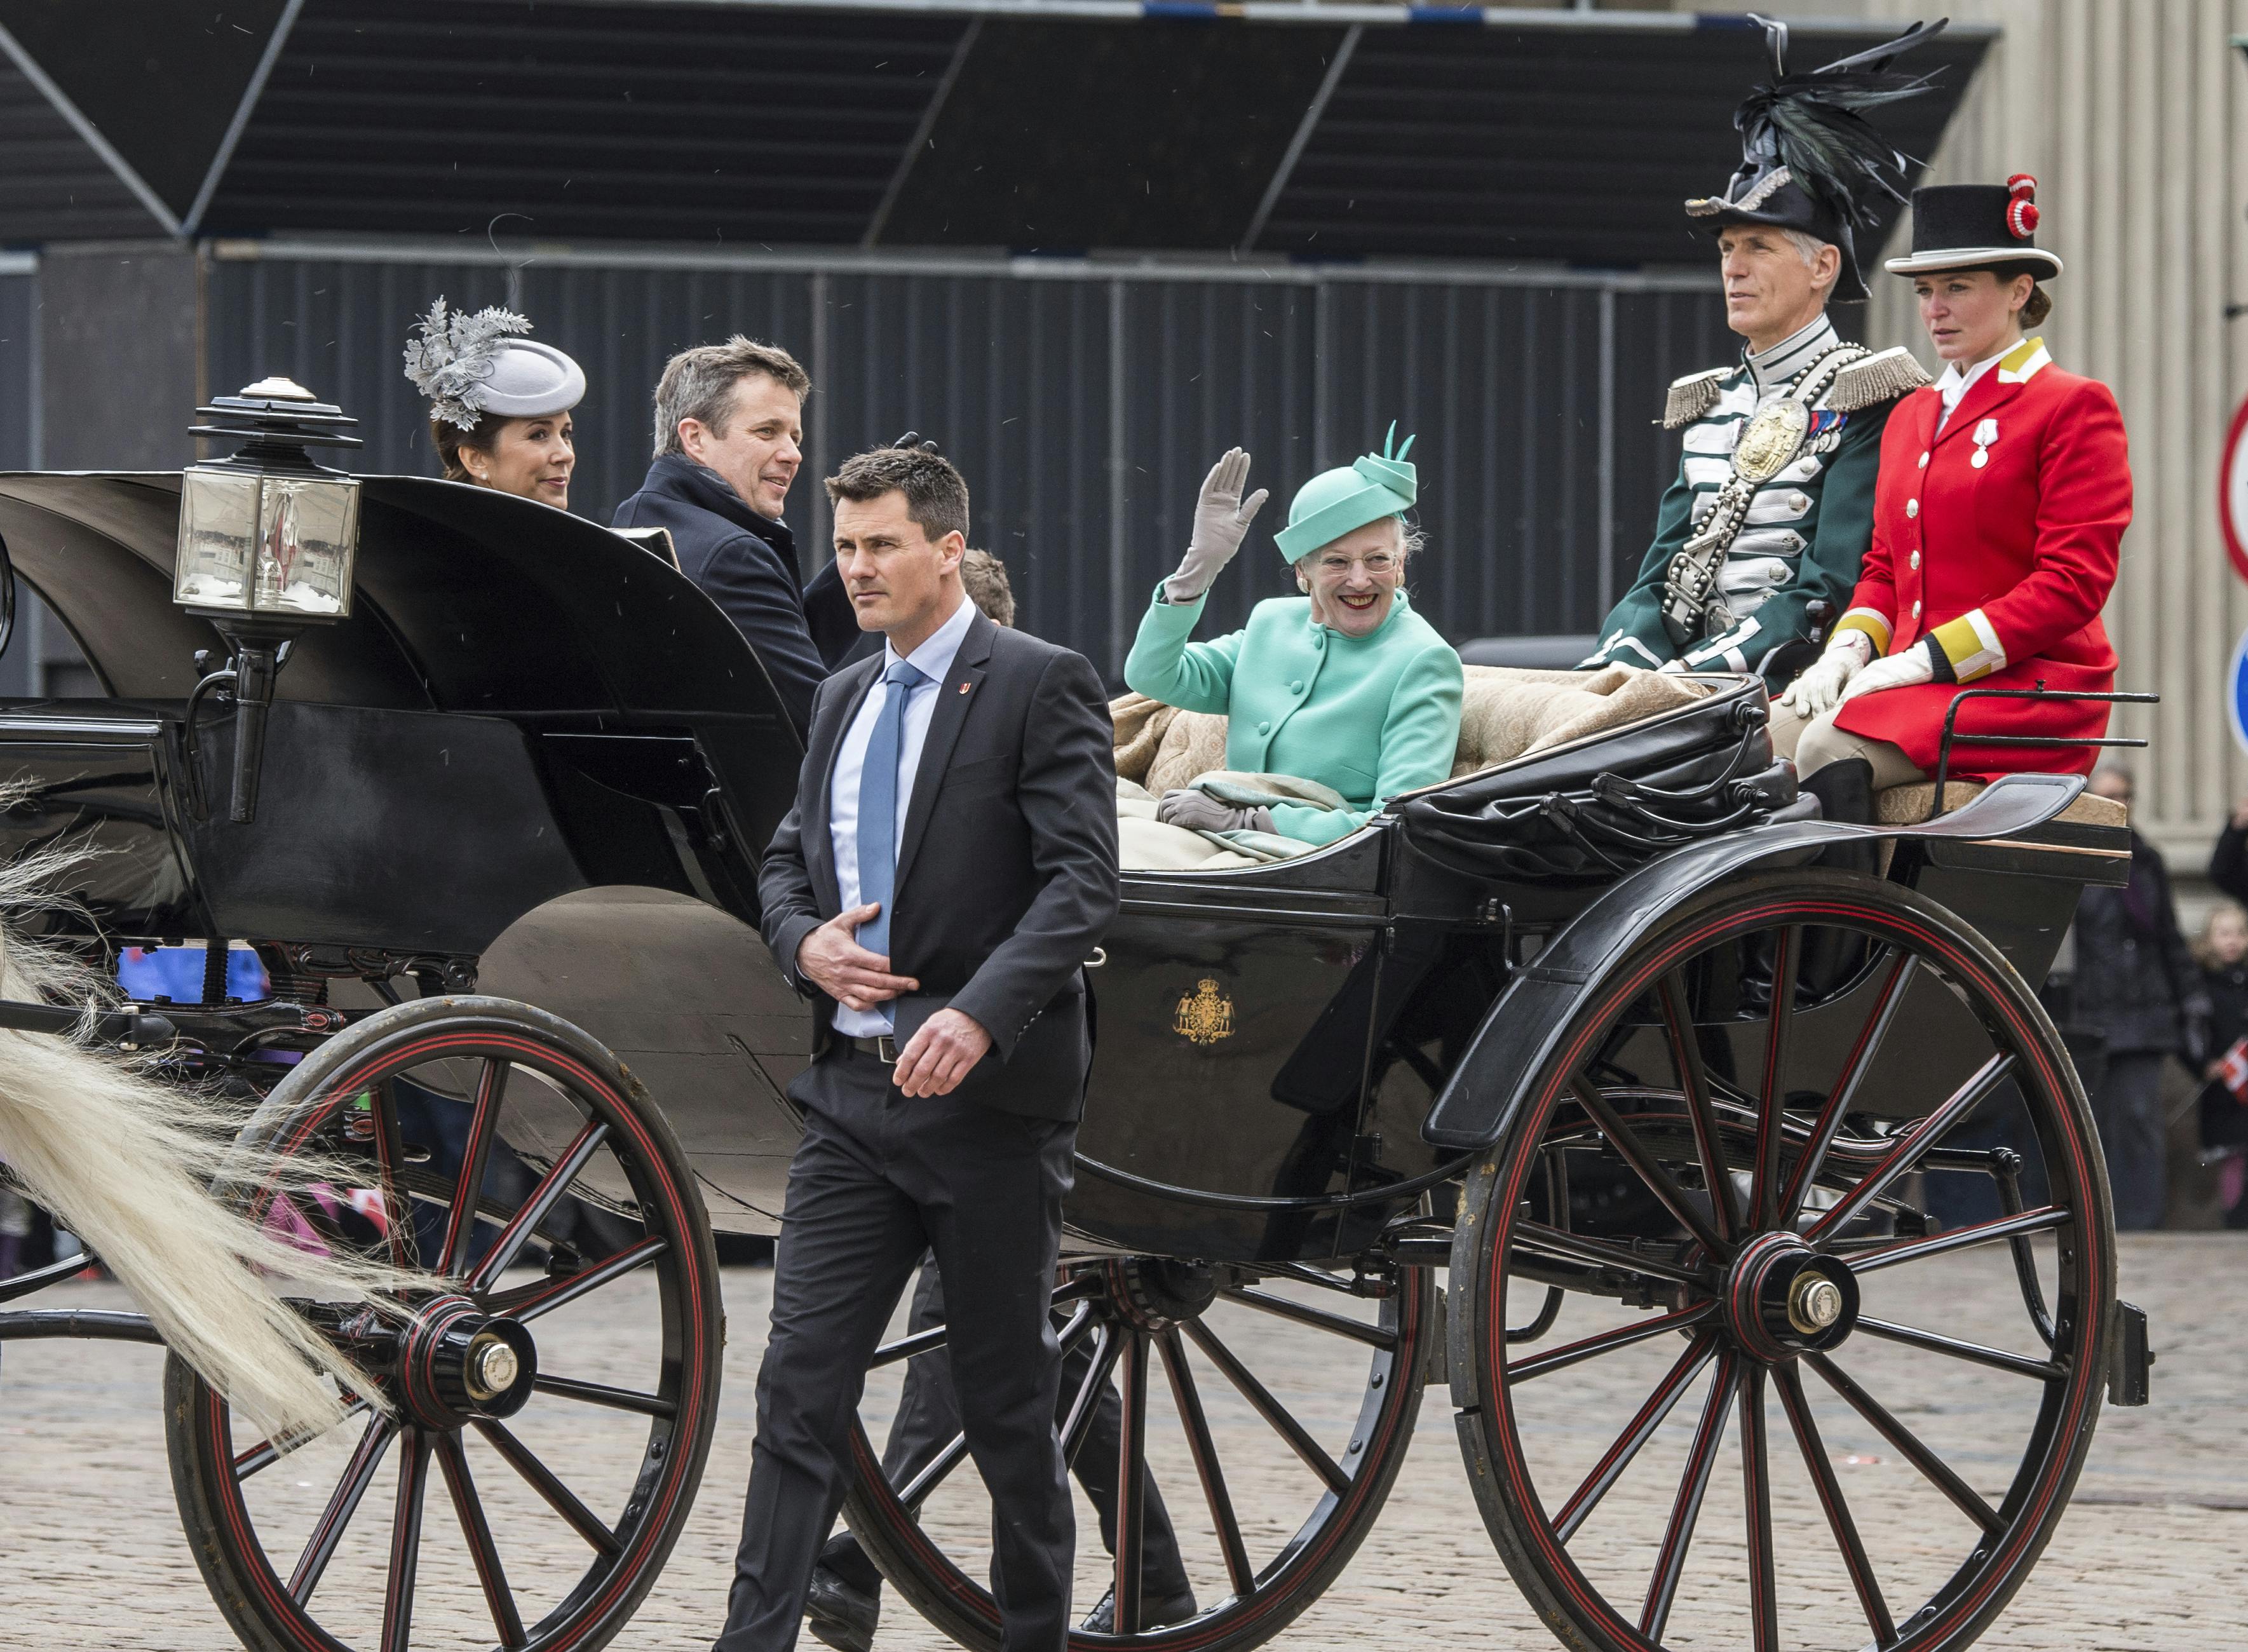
[173,379,365,823]
[173,378,362,618]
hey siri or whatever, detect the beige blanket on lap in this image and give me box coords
[1111,667,1709,801]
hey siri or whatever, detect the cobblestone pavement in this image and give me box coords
[1,1235,2240,1651]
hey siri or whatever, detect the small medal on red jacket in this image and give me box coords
[1971,417,1999,469]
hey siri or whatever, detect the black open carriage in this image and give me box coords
[0,389,2151,1652]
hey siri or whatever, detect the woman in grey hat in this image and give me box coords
[403,298,585,510]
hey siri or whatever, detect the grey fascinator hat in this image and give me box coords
[403,297,586,430]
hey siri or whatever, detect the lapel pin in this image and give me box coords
[958,682,972,694]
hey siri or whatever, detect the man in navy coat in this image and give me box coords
[613,337,857,738]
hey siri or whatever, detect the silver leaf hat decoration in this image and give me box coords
[402,297,536,430]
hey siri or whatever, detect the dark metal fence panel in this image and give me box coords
[203,248,1731,680]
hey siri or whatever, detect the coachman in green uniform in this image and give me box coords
[1584,17,1943,686]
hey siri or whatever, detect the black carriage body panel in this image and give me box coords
[0,713,203,940]
[1419,773,2097,1152]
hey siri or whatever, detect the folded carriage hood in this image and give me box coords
[0,471,792,726]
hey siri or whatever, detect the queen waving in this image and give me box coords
[1773,178,2129,824]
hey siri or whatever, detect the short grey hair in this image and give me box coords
[651,337,811,459]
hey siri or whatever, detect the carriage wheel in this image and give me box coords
[165,996,722,1652]
[1453,869,2114,1652]
[840,1251,1432,1651]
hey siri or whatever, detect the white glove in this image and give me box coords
[1838,639,1937,705]
[1163,449,1271,604]
[1778,630,1874,719]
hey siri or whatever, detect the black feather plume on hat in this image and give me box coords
[1735,15,1947,234]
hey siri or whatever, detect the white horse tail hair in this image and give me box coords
[0,841,406,1442]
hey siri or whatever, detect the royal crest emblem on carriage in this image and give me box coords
[1172,978,1235,1045]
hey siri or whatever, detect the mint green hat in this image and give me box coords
[1273,423,1418,562]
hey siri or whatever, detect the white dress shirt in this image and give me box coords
[1934,351,2003,432]
[827,593,977,1036]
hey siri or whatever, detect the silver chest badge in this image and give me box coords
[1970,417,1999,470]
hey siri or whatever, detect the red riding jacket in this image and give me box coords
[1831,337,2130,779]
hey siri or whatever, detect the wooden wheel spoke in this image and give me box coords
[1568,1078,1730,1259]
[1807,1354,2004,1534]
[380,1428,433,1652]
[1751,926,1798,1231]
[1215,1285,1397,1349]
[531,1372,677,1418]
[472,1418,622,1555]
[287,1416,396,1603]
[1773,1363,1896,1646]
[1848,1204,2070,1274]
[1061,1326,1123,1470]
[1507,1303,1716,1385]
[440,1059,511,1278]
[437,1430,527,1649]
[1512,1219,1708,1289]
[1158,1327,1254,1599]
[1553,1331,1717,1541]
[367,1079,420,1272]
[1114,1331,1151,1635]
[1183,1318,1350,1496]
[1659,972,1738,1240]
[895,1431,973,1509]
[469,1120,612,1290]
[1778,949,1917,1224]
[1739,1367,1778,1652]
[237,1398,373,1483]
[1639,1353,1740,1643]
[484,1236,668,1324]
[1808,1053,2016,1247]
[1855,1317,2066,1381]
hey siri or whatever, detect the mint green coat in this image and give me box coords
[1125,583,1464,846]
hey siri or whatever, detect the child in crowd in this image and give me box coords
[2193,902,2248,1228]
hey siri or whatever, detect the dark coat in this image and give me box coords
[612,453,830,738]
[2072,829,2209,1057]
[2209,816,2248,908]
[757,607,1120,1119]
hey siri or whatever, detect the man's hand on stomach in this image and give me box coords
[796,904,917,1012]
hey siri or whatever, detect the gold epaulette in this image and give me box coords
[1662,367,1731,431]
[1827,346,1935,413]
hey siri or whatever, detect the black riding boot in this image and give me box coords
[1801,757,1878,876]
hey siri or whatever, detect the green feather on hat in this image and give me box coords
[1274,423,1418,562]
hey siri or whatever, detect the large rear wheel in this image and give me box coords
[165,996,723,1652]
[1454,869,2114,1652]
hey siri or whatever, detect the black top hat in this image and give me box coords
[1684,15,1946,304]
[1884,179,2063,278]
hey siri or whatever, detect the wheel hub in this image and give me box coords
[1107,1257,1218,1330]
[1724,1233,1859,1363]
[388,1292,539,1428]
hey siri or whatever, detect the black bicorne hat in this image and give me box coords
[1885,179,2063,279]
[1685,15,1947,303]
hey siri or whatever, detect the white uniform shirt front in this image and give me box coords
[1934,351,2004,432]
[826,593,977,1036]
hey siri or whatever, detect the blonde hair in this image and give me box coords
[2195,901,2248,971]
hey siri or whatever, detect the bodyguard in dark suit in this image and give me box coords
[719,444,1119,1652]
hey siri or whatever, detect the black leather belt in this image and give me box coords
[846,1034,900,1064]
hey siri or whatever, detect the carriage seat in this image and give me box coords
[1112,665,1715,798]
[1874,780,2128,830]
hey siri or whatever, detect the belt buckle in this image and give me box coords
[875,1035,898,1065]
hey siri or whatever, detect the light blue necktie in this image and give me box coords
[855,658,928,969]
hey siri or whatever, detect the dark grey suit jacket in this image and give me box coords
[755,607,1120,1120]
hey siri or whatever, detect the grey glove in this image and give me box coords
[1162,448,1271,604]
[1157,789,1275,835]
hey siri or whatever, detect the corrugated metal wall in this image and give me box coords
[1740,0,2248,865]
[203,246,1736,676]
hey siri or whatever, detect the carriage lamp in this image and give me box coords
[173,377,364,823]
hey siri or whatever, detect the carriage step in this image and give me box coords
[2107,1300,2153,1407]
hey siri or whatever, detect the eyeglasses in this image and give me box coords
[1314,553,1398,577]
